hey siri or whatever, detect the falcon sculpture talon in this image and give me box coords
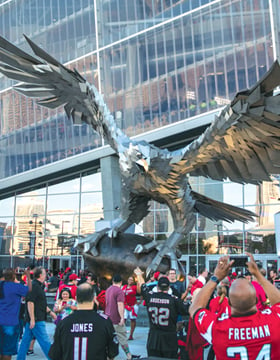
[1,35,280,273]
[134,240,160,254]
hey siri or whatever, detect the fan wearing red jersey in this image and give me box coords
[189,253,280,360]
[209,285,230,316]
[122,276,140,340]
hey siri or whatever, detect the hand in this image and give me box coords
[29,319,35,329]
[119,318,125,326]
[134,267,144,276]
[246,252,260,277]
[24,268,30,276]
[50,311,57,321]
[214,256,234,281]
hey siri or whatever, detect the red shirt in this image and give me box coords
[191,279,204,295]
[251,281,267,311]
[56,283,77,300]
[185,317,208,360]
[122,284,137,306]
[105,285,125,325]
[97,290,106,311]
[194,304,280,360]
[209,296,230,316]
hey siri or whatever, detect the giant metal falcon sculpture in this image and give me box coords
[1,35,280,274]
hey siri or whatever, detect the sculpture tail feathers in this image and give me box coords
[192,191,255,223]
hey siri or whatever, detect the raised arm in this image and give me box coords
[189,256,233,318]
[24,268,32,292]
[246,252,280,306]
[134,267,145,294]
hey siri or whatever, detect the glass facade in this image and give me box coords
[0,171,103,268]
[0,0,280,272]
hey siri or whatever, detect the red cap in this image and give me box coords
[154,271,160,280]
[69,273,78,280]
[232,272,237,277]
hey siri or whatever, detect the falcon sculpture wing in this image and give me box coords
[170,61,280,185]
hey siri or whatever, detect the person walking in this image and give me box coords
[86,273,100,310]
[122,276,140,340]
[49,283,119,360]
[17,267,56,360]
[134,267,189,359]
[105,274,140,360]
[0,268,31,360]
[189,253,280,359]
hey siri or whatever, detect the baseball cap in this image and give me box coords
[158,276,170,288]
[69,273,78,280]
[154,271,160,280]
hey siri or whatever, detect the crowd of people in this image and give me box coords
[0,254,280,359]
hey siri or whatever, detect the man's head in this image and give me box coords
[187,274,197,284]
[87,273,97,285]
[3,268,15,282]
[270,269,277,280]
[157,276,170,292]
[76,283,94,305]
[244,270,252,281]
[153,271,161,281]
[33,267,46,283]
[168,269,177,283]
[229,278,257,315]
[69,273,79,284]
[112,274,122,285]
[199,268,209,279]
[127,276,134,285]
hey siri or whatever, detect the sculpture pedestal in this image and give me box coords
[83,233,170,279]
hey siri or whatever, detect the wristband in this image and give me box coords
[210,275,219,284]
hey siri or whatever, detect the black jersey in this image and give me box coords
[141,283,188,332]
[49,310,119,360]
[141,283,189,357]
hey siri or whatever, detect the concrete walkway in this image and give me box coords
[14,322,149,359]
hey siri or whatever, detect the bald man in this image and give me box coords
[189,254,280,360]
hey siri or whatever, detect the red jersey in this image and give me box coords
[122,284,137,306]
[194,304,280,360]
[56,283,77,300]
[97,290,106,311]
[209,296,230,316]
[191,280,204,295]
[251,281,267,311]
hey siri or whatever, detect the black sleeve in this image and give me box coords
[106,319,119,359]
[175,298,189,315]
[48,323,63,360]
[26,284,38,303]
[140,283,150,301]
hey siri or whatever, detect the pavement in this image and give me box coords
[14,322,149,359]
